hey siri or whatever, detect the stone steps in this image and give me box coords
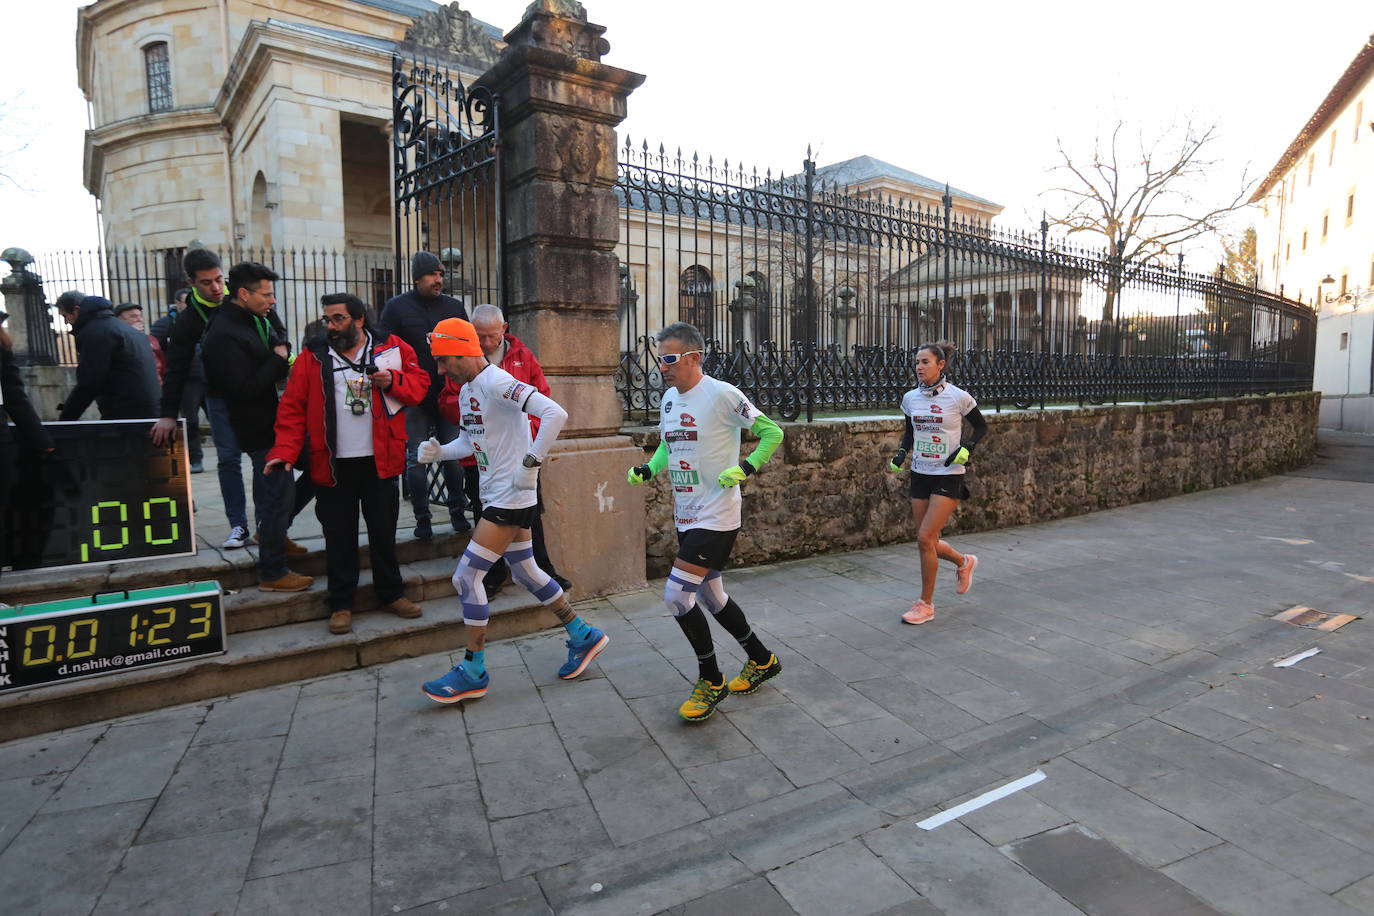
[0,529,565,742]
[224,555,460,633]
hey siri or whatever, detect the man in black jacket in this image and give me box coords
[149,287,204,472]
[201,262,313,593]
[56,295,160,420]
[151,249,264,547]
[378,251,470,539]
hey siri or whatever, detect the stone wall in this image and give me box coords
[628,393,1320,578]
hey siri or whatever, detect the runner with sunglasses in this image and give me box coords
[628,322,784,722]
[419,318,609,703]
[887,340,988,625]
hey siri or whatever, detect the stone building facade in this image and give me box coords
[1252,34,1373,430]
[77,0,502,256]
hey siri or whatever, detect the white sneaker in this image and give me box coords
[223,525,250,549]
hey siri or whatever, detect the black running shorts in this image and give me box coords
[909,472,971,501]
[481,504,539,528]
[675,527,740,571]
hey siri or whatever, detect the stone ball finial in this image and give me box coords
[2,247,34,273]
[187,239,206,251]
[440,247,464,267]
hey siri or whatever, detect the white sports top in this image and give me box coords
[460,364,540,510]
[659,374,761,531]
[900,381,977,476]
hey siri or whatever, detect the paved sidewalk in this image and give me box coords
[1,434,1372,915]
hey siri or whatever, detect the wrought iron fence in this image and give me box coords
[615,142,1317,421]
[19,247,406,365]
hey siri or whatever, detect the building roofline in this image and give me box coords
[1251,33,1374,202]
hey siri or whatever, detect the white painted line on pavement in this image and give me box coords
[917,769,1047,830]
[1273,647,1321,668]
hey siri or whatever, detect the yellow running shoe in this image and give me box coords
[679,677,728,722]
[728,654,782,695]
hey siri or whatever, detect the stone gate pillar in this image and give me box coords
[478,1,647,596]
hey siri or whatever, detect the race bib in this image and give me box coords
[915,438,947,455]
[474,447,489,471]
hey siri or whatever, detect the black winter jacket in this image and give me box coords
[377,289,467,405]
[201,300,291,451]
[150,308,206,386]
[60,297,160,420]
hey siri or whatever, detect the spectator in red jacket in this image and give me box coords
[439,303,571,595]
[267,293,430,634]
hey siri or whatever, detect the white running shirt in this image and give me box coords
[900,381,977,476]
[659,374,761,531]
[459,364,539,510]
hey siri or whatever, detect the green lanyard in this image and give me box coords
[252,315,270,351]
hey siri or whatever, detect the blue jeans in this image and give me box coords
[404,401,467,520]
[248,447,293,581]
[205,395,249,530]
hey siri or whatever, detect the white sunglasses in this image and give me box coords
[658,349,702,365]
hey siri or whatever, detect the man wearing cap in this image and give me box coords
[267,293,430,634]
[418,318,608,704]
[378,252,471,539]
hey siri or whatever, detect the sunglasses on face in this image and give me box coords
[426,331,473,346]
[657,349,702,365]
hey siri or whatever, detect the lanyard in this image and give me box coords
[253,315,270,350]
[331,332,373,373]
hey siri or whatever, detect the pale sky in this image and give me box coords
[0,0,1369,269]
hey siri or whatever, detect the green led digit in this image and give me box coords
[67,618,99,660]
[23,624,57,666]
[143,497,179,546]
[92,501,130,552]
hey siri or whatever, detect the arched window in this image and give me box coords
[679,265,713,330]
[144,42,172,112]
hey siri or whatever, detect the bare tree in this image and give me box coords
[1045,120,1254,330]
[0,96,34,190]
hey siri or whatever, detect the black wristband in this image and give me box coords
[740,458,756,476]
[892,448,907,466]
[633,464,651,480]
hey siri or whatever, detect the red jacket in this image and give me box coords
[269,332,429,485]
[439,333,551,465]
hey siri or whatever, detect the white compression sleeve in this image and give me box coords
[523,390,568,461]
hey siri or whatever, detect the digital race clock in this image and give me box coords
[2,420,195,572]
[0,582,224,693]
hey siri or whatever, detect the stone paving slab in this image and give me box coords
[1,441,1372,913]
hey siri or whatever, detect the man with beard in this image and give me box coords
[378,251,471,539]
[267,293,430,634]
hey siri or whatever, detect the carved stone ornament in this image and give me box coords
[405,3,501,69]
[556,120,601,187]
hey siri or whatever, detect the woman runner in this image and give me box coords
[888,340,988,625]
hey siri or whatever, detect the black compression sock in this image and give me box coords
[676,606,722,683]
[711,598,772,666]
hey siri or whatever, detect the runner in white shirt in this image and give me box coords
[886,340,989,625]
[417,318,609,704]
[627,322,785,722]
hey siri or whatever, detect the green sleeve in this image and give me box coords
[647,439,670,475]
[745,414,783,469]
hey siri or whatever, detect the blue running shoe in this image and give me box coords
[558,627,609,680]
[422,664,489,704]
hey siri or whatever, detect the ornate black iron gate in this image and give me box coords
[392,50,503,311]
[392,50,502,507]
